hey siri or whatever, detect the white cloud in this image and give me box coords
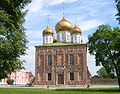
[26,30,42,40]
[87,51,101,76]
[82,35,88,43]
[21,46,35,74]
[49,0,77,6]
[27,0,44,13]
[27,0,77,13]
[80,19,104,32]
[29,41,42,46]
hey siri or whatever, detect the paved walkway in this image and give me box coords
[0,85,119,89]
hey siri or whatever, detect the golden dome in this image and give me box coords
[55,17,73,33]
[43,26,53,35]
[71,25,82,34]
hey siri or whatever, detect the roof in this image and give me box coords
[35,42,86,47]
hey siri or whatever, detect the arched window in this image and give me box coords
[71,36,73,42]
[48,55,52,65]
[67,35,69,41]
[70,54,74,65]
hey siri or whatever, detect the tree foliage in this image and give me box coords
[88,24,120,89]
[115,0,120,23]
[7,79,14,85]
[0,0,31,80]
[97,67,110,78]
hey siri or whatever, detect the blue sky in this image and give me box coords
[21,0,119,76]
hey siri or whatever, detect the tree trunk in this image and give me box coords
[118,77,120,89]
[118,68,120,90]
[115,66,120,90]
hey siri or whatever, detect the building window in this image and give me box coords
[75,36,77,41]
[57,34,59,41]
[46,37,48,43]
[50,37,51,42]
[70,54,74,65]
[67,35,69,41]
[62,33,64,41]
[71,36,73,42]
[48,73,52,81]
[48,55,52,65]
[70,73,74,80]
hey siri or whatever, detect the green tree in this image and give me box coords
[7,79,14,85]
[0,0,31,80]
[97,67,110,78]
[88,24,120,89]
[116,0,120,23]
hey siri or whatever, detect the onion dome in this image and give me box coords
[43,26,53,35]
[55,17,73,33]
[71,25,82,35]
[53,37,57,43]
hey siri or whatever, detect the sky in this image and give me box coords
[21,0,119,76]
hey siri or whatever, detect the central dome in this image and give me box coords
[55,17,73,33]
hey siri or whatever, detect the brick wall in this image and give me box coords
[90,78,118,85]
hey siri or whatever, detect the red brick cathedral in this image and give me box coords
[35,15,90,86]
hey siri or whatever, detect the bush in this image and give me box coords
[25,82,32,86]
[7,79,14,85]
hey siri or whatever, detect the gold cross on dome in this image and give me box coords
[74,13,78,26]
[62,0,65,17]
[46,14,50,27]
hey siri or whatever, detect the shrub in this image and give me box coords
[7,79,14,85]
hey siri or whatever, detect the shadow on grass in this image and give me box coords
[55,88,120,93]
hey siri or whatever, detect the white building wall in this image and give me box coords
[43,34,53,44]
[71,34,82,44]
[57,31,71,43]
[65,32,71,42]
[57,31,64,42]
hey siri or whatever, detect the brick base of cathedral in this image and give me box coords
[35,44,90,86]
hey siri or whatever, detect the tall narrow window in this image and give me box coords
[70,54,74,65]
[71,36,73,42]
[62,33,64,41]
[46,37,48,43]
[67,35,69,41]
[70,73,74,80]
[50,37,51,42]
[48,73,52,81]
[62,34,64,39]
[48,55,52,65]
[57,34,59,41]
[75,36,77,41]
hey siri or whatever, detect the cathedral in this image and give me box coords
[35,4,90,86]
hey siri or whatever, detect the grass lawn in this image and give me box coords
[0,88,119,94]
